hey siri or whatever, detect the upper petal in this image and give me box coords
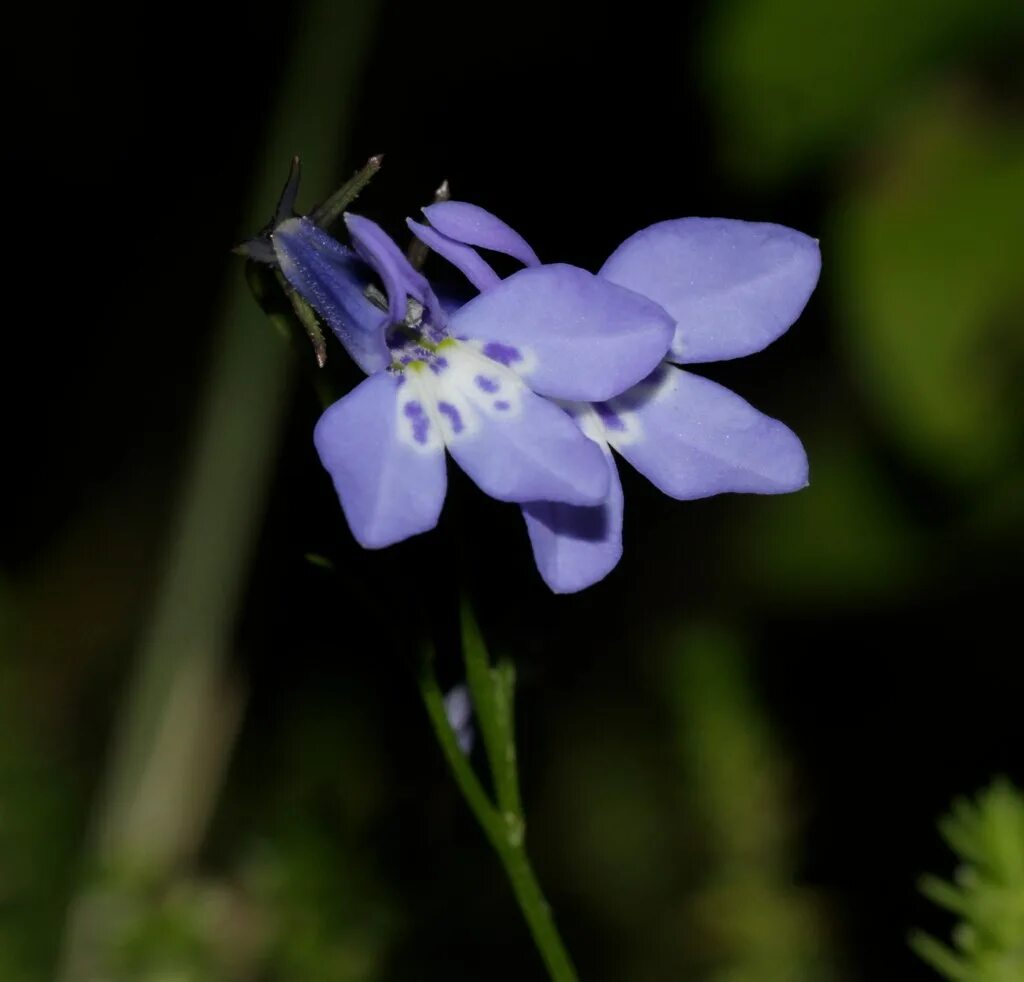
[272,217,390,374]
[433,345,609,506]
[406,218,501,293]
[344,212,445,327]
[448,264,675,402]
[599,218,821,363]
[314,372,447,548]
[422,200,541,267]
[599,364,808,499]
[522,418,623,594]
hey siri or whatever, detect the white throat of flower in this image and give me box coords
[395,341,530,452]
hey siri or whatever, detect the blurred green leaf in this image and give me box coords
[837,91,1024,485]
[666,623,790,867]
[702,0,1023,182]
[663,623,843,982]
[734,434,925,605]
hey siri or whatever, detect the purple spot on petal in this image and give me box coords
[594,402,626,431]
[483,342,522,366]
[430,356,449,375]
[475,374,500,393]
[404,400,430,443]
[437,401,464,433]
[494,400,510,411]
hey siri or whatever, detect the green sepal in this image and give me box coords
[310,154,384,230]
[276,271,328,368]
[460,599,523,826]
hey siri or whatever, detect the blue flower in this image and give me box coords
[420,206,821,593]
[269,206,675,550]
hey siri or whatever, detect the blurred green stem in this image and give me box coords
[418,623,578,982]
[57,1,377,978]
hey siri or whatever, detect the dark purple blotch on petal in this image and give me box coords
[404,400,430,444]
[437,401,464,433]
[594,402,627,432]
[475,374,500,393]
[524,498,611,544]
[482,342,522,366]
[494,400,510,411]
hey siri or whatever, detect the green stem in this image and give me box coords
[494,837,578,982]
[417,648,578,982]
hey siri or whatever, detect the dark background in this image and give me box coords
[3,0,1023,979]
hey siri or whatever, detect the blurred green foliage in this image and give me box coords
[837,92,1024,488]
[704,0,1024,182]
[666,623,842,982]
[912,780,1024,981]
[534,622,843,982]
[0,581,82,981]
[716,0,1024,612]
[236,701,400,981]
[734,438,926,605]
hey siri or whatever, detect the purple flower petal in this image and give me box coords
[599,218,821,364]
[423,200,541,267]
[406,218,501,293]
[522,438,623,594]
[449,264,674,401]
[344,212,445,326]
[436,348,610,506]
[271,217,390,374]
[313,373,447,548]
[602,364,808,499]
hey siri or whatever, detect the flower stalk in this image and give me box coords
[417,615,578,981]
